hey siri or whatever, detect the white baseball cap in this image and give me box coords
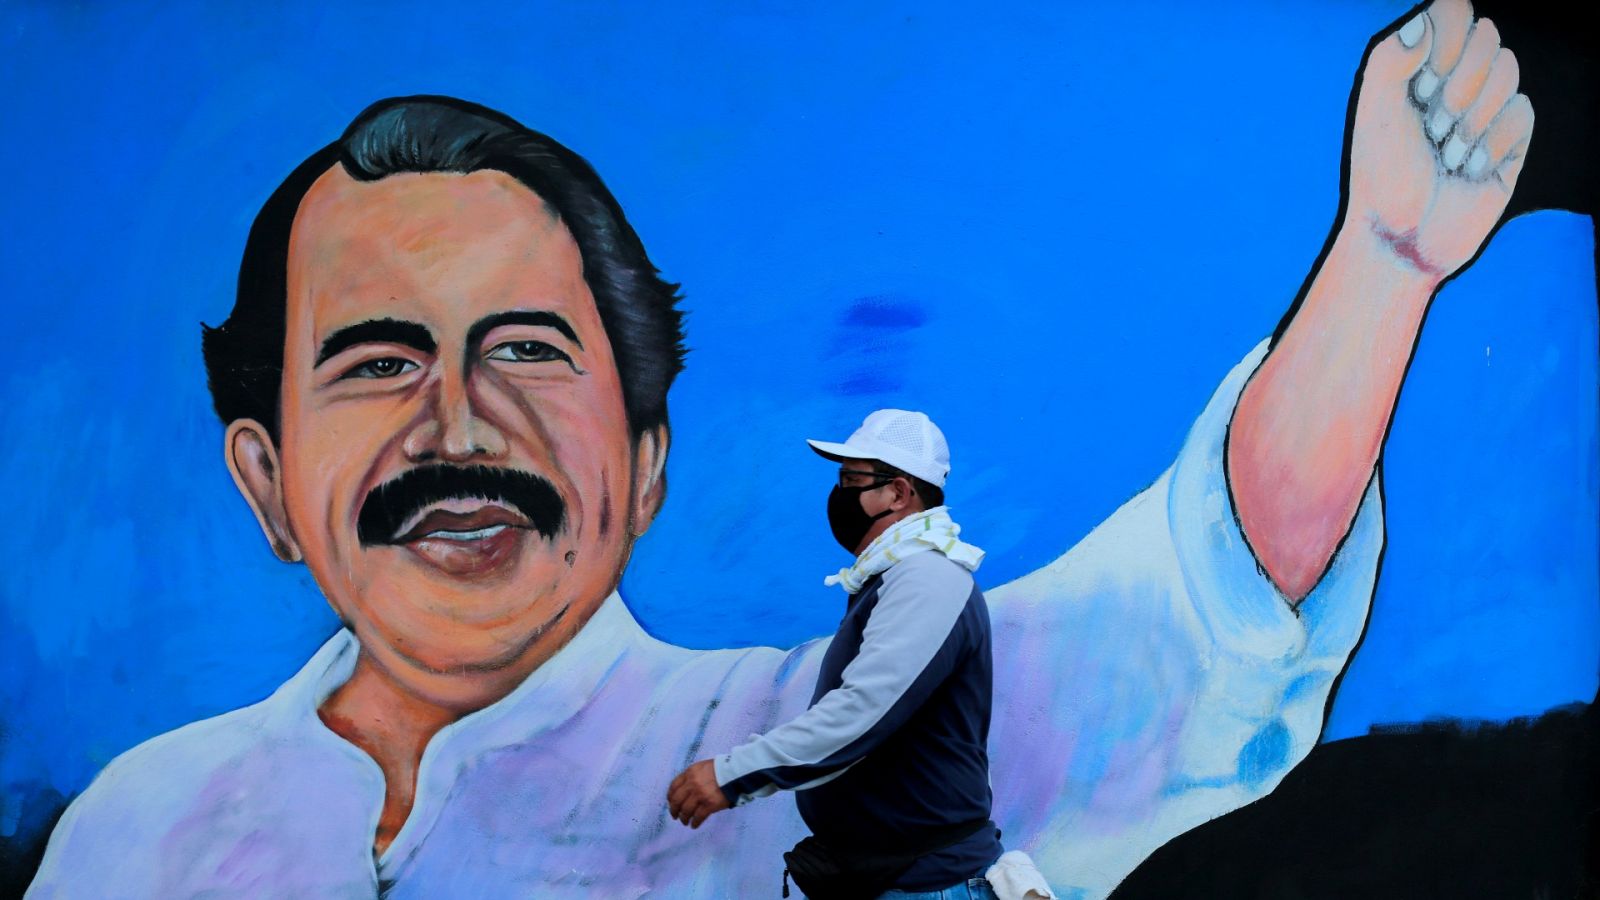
[807,409,951,487]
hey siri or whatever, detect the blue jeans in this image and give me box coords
[874,877,1000,900]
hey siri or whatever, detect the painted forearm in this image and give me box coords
[1227,224,1436,602]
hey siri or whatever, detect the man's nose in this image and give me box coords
[402,371,510,463]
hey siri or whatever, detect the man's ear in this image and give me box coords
[891,476,917,512]
[224,419,303,563]
[628,425,670,537]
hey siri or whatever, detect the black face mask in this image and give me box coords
[827,484,893,553]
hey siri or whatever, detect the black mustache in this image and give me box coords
[356,464,566,546]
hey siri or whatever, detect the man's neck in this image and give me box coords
[852,504,927,557]
[318,654,461,858]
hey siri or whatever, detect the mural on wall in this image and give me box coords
[2,0,1595,897]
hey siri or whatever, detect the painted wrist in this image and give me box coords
[1334,221,1445,299]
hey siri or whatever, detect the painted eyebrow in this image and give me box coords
[466,310,584,353]
[316,318,437,366]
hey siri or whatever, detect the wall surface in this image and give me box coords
[2,0,1594,895]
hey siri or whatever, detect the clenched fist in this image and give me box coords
[667,759,731,829]
[1347,0,1534,279]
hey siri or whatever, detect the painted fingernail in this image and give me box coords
[1413,67,1441,102]
[1425,106,1455,142]
[1398,14,1426,48]
[1467,145,1490,177]
[1442,134,1469,169]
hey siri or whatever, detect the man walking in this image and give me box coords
[668,409,1002,898]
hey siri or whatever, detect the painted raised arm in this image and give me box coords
[1227,0,1533,602]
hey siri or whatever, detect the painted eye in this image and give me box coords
[487,340,572,365]
[345,357,418,379]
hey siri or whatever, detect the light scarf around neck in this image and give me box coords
[824,506,985,594]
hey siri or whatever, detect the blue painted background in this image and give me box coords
[2,0,1595,851]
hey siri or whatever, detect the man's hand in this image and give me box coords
[667,759,731,829]
[1348,0,1534,278]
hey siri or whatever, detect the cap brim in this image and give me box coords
[807,439,877,463]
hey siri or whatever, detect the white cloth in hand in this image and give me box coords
[986,851,1058,900]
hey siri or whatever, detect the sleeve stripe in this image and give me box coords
[717,565,978,801]
[729,617,969,793]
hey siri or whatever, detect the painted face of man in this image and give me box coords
[227,167,666,708]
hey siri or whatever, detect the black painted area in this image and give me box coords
[0,784,64,900]
[1112,700,1600,900]
[1471,0,1599,221]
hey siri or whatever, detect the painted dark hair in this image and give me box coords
[201,95,686,440]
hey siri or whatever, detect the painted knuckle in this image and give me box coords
[1510,94,1535,129]
[1470,17,1500,50]
[1498,48,1520,87]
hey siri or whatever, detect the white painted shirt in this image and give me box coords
[26,343,1383,899]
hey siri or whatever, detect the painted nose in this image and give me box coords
[402,373,509,463]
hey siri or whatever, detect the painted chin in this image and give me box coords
[399,525,534,579]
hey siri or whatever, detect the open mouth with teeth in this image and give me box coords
[389,500,536,577]
[393,503,531,543]
[356,464,567,579]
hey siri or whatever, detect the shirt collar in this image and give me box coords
[264,591,647,757]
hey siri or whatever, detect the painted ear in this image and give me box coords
[629,425,670,537]
[224,419,303,563]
